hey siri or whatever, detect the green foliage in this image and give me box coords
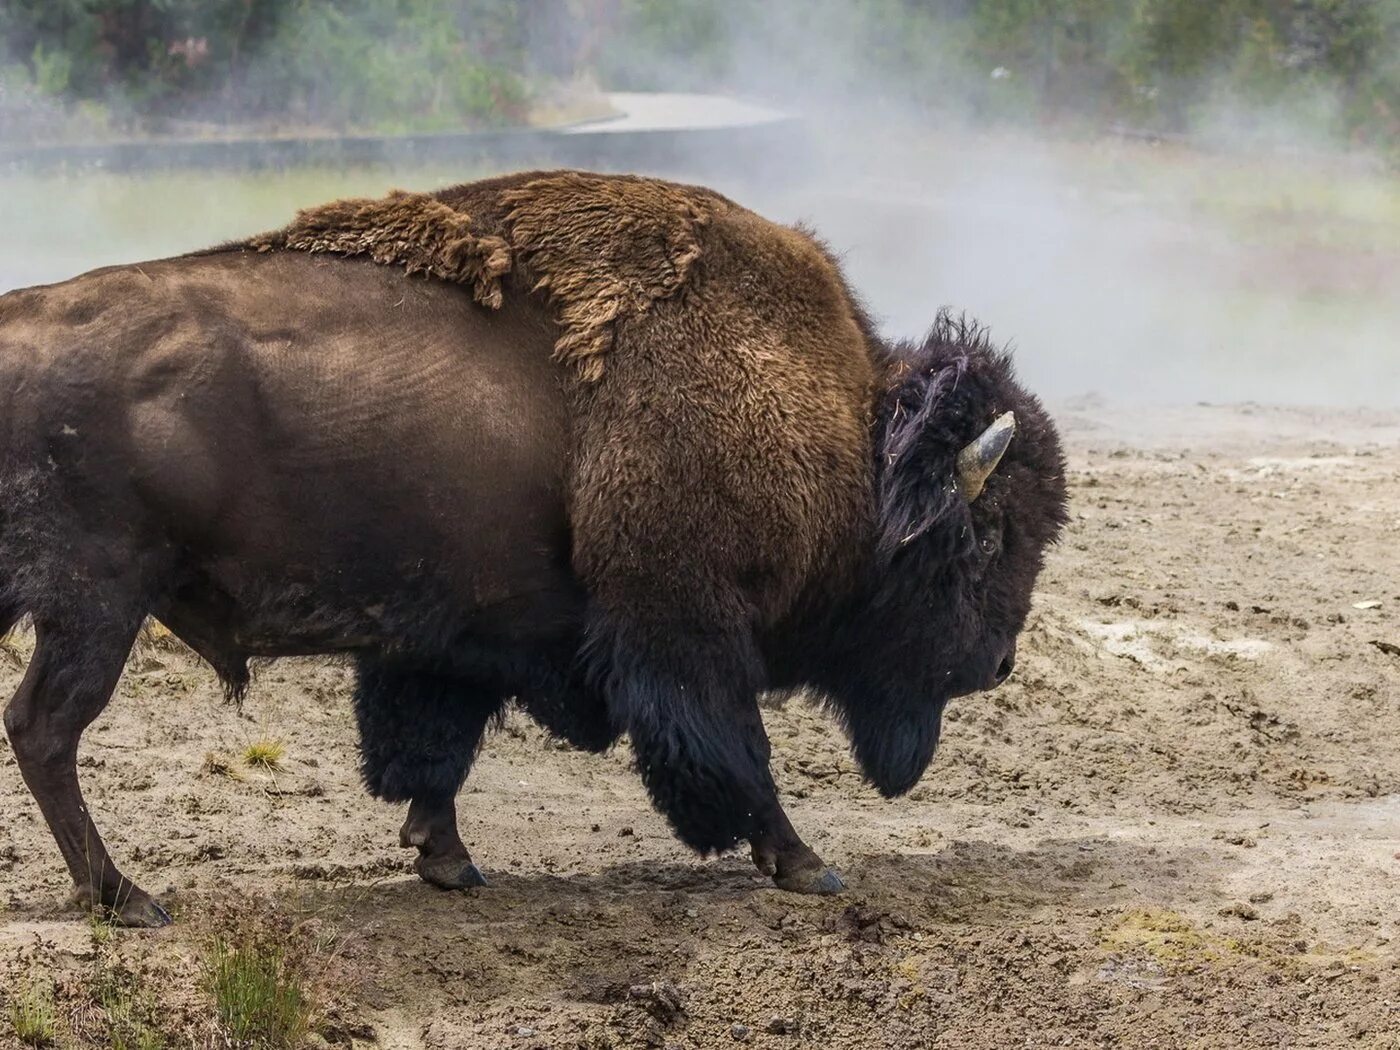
[602,0,1400,146]
[28,42,72,96]
[246,0,527,131]
[0,0,530,134]
[7,980,58,1047]
[1,0,1397,145]
[241,738,286,769]
[205,936,311,1049]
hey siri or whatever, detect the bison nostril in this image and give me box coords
[994,657,1015,685]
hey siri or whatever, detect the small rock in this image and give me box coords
[764,1017,797,1035]
[510,1026,537,1038]
[1248,891,1274,904]
[618,826,634,837]
[627,979,685,1022]
[1225,834,1256,848]
[1353,600,1381,610]
[1218,902,1259,921]
[730,1023,753,1042]
[685,908,698,918]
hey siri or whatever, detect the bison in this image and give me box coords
[0,171,1067,927]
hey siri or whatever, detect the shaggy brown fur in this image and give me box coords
[248,191,514,309]
[245,170,877,630]
[247,171,731,383]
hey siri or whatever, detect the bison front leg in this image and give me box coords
[353,658,502,889]
[598,619,844,895]
[749,801,846,894]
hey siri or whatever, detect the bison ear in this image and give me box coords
[956,412,1015,503]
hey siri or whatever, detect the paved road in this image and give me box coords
[563,91,791,133]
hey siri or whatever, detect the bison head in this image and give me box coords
[814,312,1068,797]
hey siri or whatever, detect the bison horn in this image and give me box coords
[957,412,1016,502]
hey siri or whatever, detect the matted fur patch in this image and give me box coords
[244,172,722,381]
[247,191,513,309]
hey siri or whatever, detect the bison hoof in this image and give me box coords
[115,895,174,928]
[415,853,489,891]
[773,865,846,896]
[75,885,173,928]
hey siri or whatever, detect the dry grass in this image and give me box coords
[242,740,286,771]
[92,978,166,1050]
[3,895,350,1049]
[201,751,244,780]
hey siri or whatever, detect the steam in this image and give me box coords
[1,4,1396,408]
[620,6,1400,409]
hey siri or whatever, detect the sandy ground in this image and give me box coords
[0,400,1397,1049]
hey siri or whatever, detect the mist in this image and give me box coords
[2,1,1396,407]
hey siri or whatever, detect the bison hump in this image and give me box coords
[242,171,727,382]
[501,172,719,382]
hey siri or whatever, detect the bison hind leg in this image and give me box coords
[514,663,619,754]
[4,589,171,926]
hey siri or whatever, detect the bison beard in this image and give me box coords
[0,170,1067,924]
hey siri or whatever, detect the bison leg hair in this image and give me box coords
[353,657,500,889]
[592,617,844,892]
[3,610,171,927]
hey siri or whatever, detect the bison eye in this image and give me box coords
[978,533,1001,557]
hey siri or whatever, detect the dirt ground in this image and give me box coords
[0,400,1397,1049]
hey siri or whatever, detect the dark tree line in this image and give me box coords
[2,0,1397,145]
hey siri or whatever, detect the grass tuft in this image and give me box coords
[202,751,244,780]
[242,740,286,771]
[205,936,311,1048]
[100,987,167,1050]
[88,911,117,949]
[9,981,58,1046]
